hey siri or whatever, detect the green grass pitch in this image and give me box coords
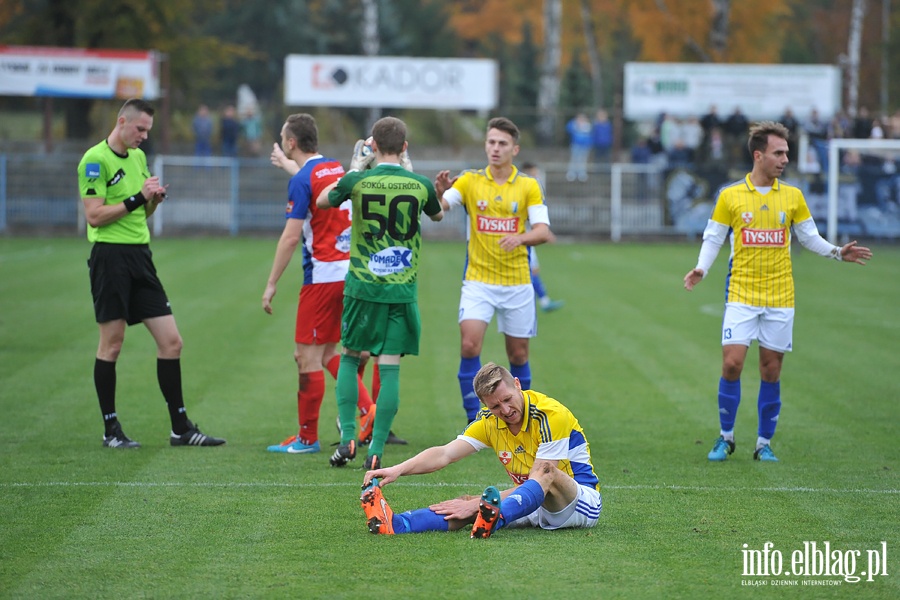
[1,236,897,598]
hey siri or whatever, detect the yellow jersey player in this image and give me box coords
[434,118,554,423]
[684,121,872,463]
[360,362,601,538]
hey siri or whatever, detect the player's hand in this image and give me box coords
[433,170,458,197]
[429,495,480,521]
[498,234,524,252]
[270,143,287,168]
[262,283,276,314]
[349,139,375,172]
[363,465,401,488]
[841,240,872,265]
[683,268,704,291]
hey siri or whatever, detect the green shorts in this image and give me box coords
[341,297,421,356]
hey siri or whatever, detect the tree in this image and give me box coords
[579,0,603,108]
[537,0,562,143]
[559,47,593,117]
[508,21,541,132]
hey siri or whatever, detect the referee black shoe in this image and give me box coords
[103,421,141,449]
[170,422,226,447]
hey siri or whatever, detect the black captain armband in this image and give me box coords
[122,193,147,212]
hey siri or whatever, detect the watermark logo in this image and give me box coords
[741,541,888,586]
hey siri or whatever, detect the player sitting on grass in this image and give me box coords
[360,362,601,538]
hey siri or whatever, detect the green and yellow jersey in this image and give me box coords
[328,163,442,304]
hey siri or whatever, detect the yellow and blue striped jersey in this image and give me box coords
[451,166,544,286]
[711,175,813,308]
[459,389,600,491]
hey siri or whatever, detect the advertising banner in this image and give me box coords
[285,55,497,110]
[624,62,841,120]
[0,46,160,99]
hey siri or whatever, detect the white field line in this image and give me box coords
[1,481,897,494]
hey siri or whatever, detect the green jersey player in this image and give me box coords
[317,116,443,469]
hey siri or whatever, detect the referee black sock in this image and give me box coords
[94,358,118,435]
[157,358,189,434]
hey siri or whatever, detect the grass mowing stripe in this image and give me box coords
[3,481,898,494]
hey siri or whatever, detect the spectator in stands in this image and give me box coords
[659,113,677,153]
[724,107,750,165]
[853,107,873,139]
[829,112,848,140]
[631,137,652,164]
[804,108,829,173]
[700,105,722,140]
[220,105,240,157]
[779,108,800,164]
[591,109,613,165]
[682,116,704,164]
[870,118,885,139]
[242,105,263,156]
[703,127,726,167]
[565,112,593,182]
[888,109,900,139]
[193,104,213,157]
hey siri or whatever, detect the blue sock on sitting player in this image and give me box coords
[393,508,450,534]
[757,380,781,446]
[718,377,741,439]
[395,479,545,534]
[495,479,545,529]
[458,356,482,422]
[510,361,531,391]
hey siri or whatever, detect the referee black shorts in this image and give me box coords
[87,243,173,325]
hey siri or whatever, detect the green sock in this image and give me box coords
[368,364,399,457]
[336,355,360,445]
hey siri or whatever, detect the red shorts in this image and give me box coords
[295,281,344,344]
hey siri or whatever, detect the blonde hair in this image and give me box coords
[472,362,516,401]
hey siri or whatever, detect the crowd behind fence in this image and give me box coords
[1,149,898,241]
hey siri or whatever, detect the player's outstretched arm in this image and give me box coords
[434,170,458,204]
[841,240,873,265]
[684,268,705,291]
[363,439,475,488]
[315,181,339,209]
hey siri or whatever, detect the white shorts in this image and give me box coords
[722,303,794,352]
[459,280,537,338]
[506,485,602,530]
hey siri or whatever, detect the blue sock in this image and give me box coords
[496,479,545,529]
[395,508,450,534]
[757,380,781,439]
[717,377,741,432]
[458,356,482,421]
[532,273,547,300]
[509,361,531,391]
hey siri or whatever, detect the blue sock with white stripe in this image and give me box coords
[717,377,741,432]
[509,361,531,391]
[496,479,544,529]
[757,380,781,440]
[458,356,482,422]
